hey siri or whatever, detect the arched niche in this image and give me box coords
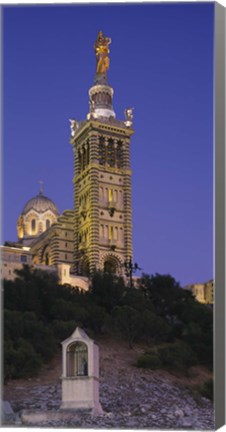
[66,341,88,377]
[103,254,122,275]
[104,259,117,274]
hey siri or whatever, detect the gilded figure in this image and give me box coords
[94,31,111,74]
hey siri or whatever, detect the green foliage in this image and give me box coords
[158,342,197,371]
[3,266,213,380]
[119,287,152,312]
[141,309,171,343]
[112,305,141,347]
[139,273,187,315]
[85,305,109,333]
[4,338,42,380]
[136,353,162,369]
[50,299,88,323]
[139,273,213,369]
[51,320,78,342]
[90,271,126,312]
[199,379,213,401]
[4,309,57,362]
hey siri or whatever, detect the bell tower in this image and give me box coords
[70,31,134,275]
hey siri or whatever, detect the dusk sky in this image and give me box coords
[3,3,214,286]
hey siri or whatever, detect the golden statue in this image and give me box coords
[94,31,111,74]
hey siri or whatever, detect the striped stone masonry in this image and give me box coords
[73,147,80,273]
[88,133,100,272]
[71,86,134,276]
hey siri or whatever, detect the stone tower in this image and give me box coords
[70,32,134,275]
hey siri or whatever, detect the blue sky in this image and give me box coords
[3,3,214,286]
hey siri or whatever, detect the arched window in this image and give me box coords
[104,259,117,274]
[46,219,50,229]
[107,138,115,167]
[117,141,123,168]
[66,342,88,377]
[45,253,49,265]
[31,219,36,233]
[98,136,105,165]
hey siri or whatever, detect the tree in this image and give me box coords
[139,273,194,319]
[89,271,126,312]
[4,338,42,380]
[112,305,141,348]
[141,309,171,343]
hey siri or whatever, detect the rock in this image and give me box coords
[183,405,192,416]
[3,349,214,429]
[105,412,113,418]
[160,408,167,414]
[181,418,193,427]
[2,400,16,424]
[174,408,184,417]
[14,414,22,426]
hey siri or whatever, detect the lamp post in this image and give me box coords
[124,257,141,288]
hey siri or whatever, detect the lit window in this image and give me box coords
[21,255,27,263]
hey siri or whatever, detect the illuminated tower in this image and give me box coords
[70,32,134,275]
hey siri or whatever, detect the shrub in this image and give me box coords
[136,353,162,370]
[141,310,171,343]
[112,305,141,348]
[158,342,197,371]
[4,338,42,380]
[50,299,88,322]
[199,379,213,401]
[51,320,78,342]
[85,305,109,333]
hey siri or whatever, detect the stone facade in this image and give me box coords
[1,244,33,280]
[185,280,214,304]
[30,210,74,267]
[70,58,134,275]
[1,245,89,291]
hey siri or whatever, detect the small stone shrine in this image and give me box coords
[60,327,103,415]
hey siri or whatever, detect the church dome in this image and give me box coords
[21,192,59,216]
[17,187,60,246]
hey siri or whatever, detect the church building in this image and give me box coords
[2,32,134,285]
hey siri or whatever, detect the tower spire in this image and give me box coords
[39,179,43,195]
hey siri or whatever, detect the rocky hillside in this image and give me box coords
[4,337,214,429]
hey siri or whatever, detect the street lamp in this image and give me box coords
[124,257,141,288]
